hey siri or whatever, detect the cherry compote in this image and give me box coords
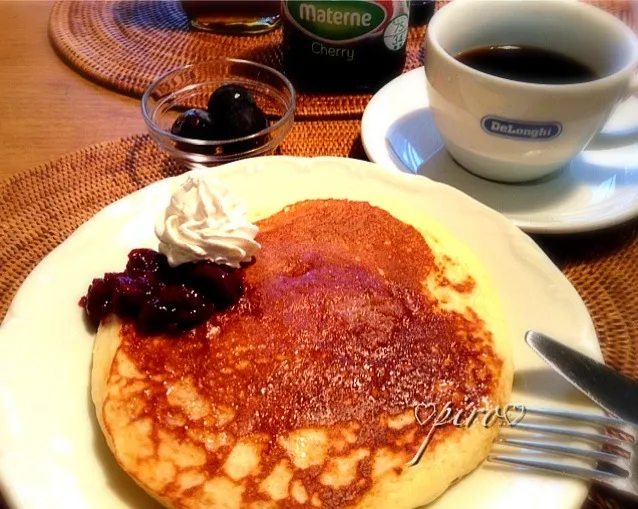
[79,249,243,335]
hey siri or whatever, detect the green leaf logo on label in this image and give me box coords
[287,1,387,41]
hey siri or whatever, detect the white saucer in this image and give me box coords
[362,67,638,234]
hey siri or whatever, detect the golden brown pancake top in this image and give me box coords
[117,200,501,508]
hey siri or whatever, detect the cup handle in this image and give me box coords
[587,72,638,150]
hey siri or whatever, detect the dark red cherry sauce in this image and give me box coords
[79,249,244,335]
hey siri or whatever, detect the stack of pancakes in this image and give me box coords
[92,199,512,509]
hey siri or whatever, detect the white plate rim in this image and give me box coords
[0,155,602,509]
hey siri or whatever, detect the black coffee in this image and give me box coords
[455,45,597,84]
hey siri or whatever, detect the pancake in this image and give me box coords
[92,199,513,509]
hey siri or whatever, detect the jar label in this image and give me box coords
[383,13,409,51]
[285,0,388,42]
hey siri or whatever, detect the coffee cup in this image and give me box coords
[424,0,638,183]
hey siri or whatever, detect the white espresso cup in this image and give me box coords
[425,0,638,183]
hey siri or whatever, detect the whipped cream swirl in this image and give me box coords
[155,173,261,268]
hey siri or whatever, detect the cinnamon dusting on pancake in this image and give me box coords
[96,200,509,509]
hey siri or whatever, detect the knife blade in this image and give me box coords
[525,330,638,424]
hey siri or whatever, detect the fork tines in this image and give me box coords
[488,406,637,498]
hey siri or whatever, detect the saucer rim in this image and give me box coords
[361,66,638,235]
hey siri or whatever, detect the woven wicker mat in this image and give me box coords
[48,0,631,120]
[1,131,638,508]
[48,0,428,119]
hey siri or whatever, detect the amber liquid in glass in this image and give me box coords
[181,1,281,34]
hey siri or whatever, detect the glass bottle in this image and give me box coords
[282,0,411,92]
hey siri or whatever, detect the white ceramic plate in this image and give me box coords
[0,156,602,509]
[361,67,638,234]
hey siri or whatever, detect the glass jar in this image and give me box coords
[409,0,435,26]
[282,0,410,92]
[181,1,282,35]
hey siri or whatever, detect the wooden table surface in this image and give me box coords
[0,0,145,184]
[0,1,144,506]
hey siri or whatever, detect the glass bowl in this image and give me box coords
[141,59,296,169]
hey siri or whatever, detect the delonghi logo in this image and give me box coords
[288,1,386,41]
[481,117,562,141]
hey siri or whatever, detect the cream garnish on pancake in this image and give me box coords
[92,199,513,509]
[156,173,261,268]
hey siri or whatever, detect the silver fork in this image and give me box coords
[488,406,638,499]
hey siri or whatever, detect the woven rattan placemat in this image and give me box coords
[48,0,429,119]
[1,132,638,507]
[48,0,631,120]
